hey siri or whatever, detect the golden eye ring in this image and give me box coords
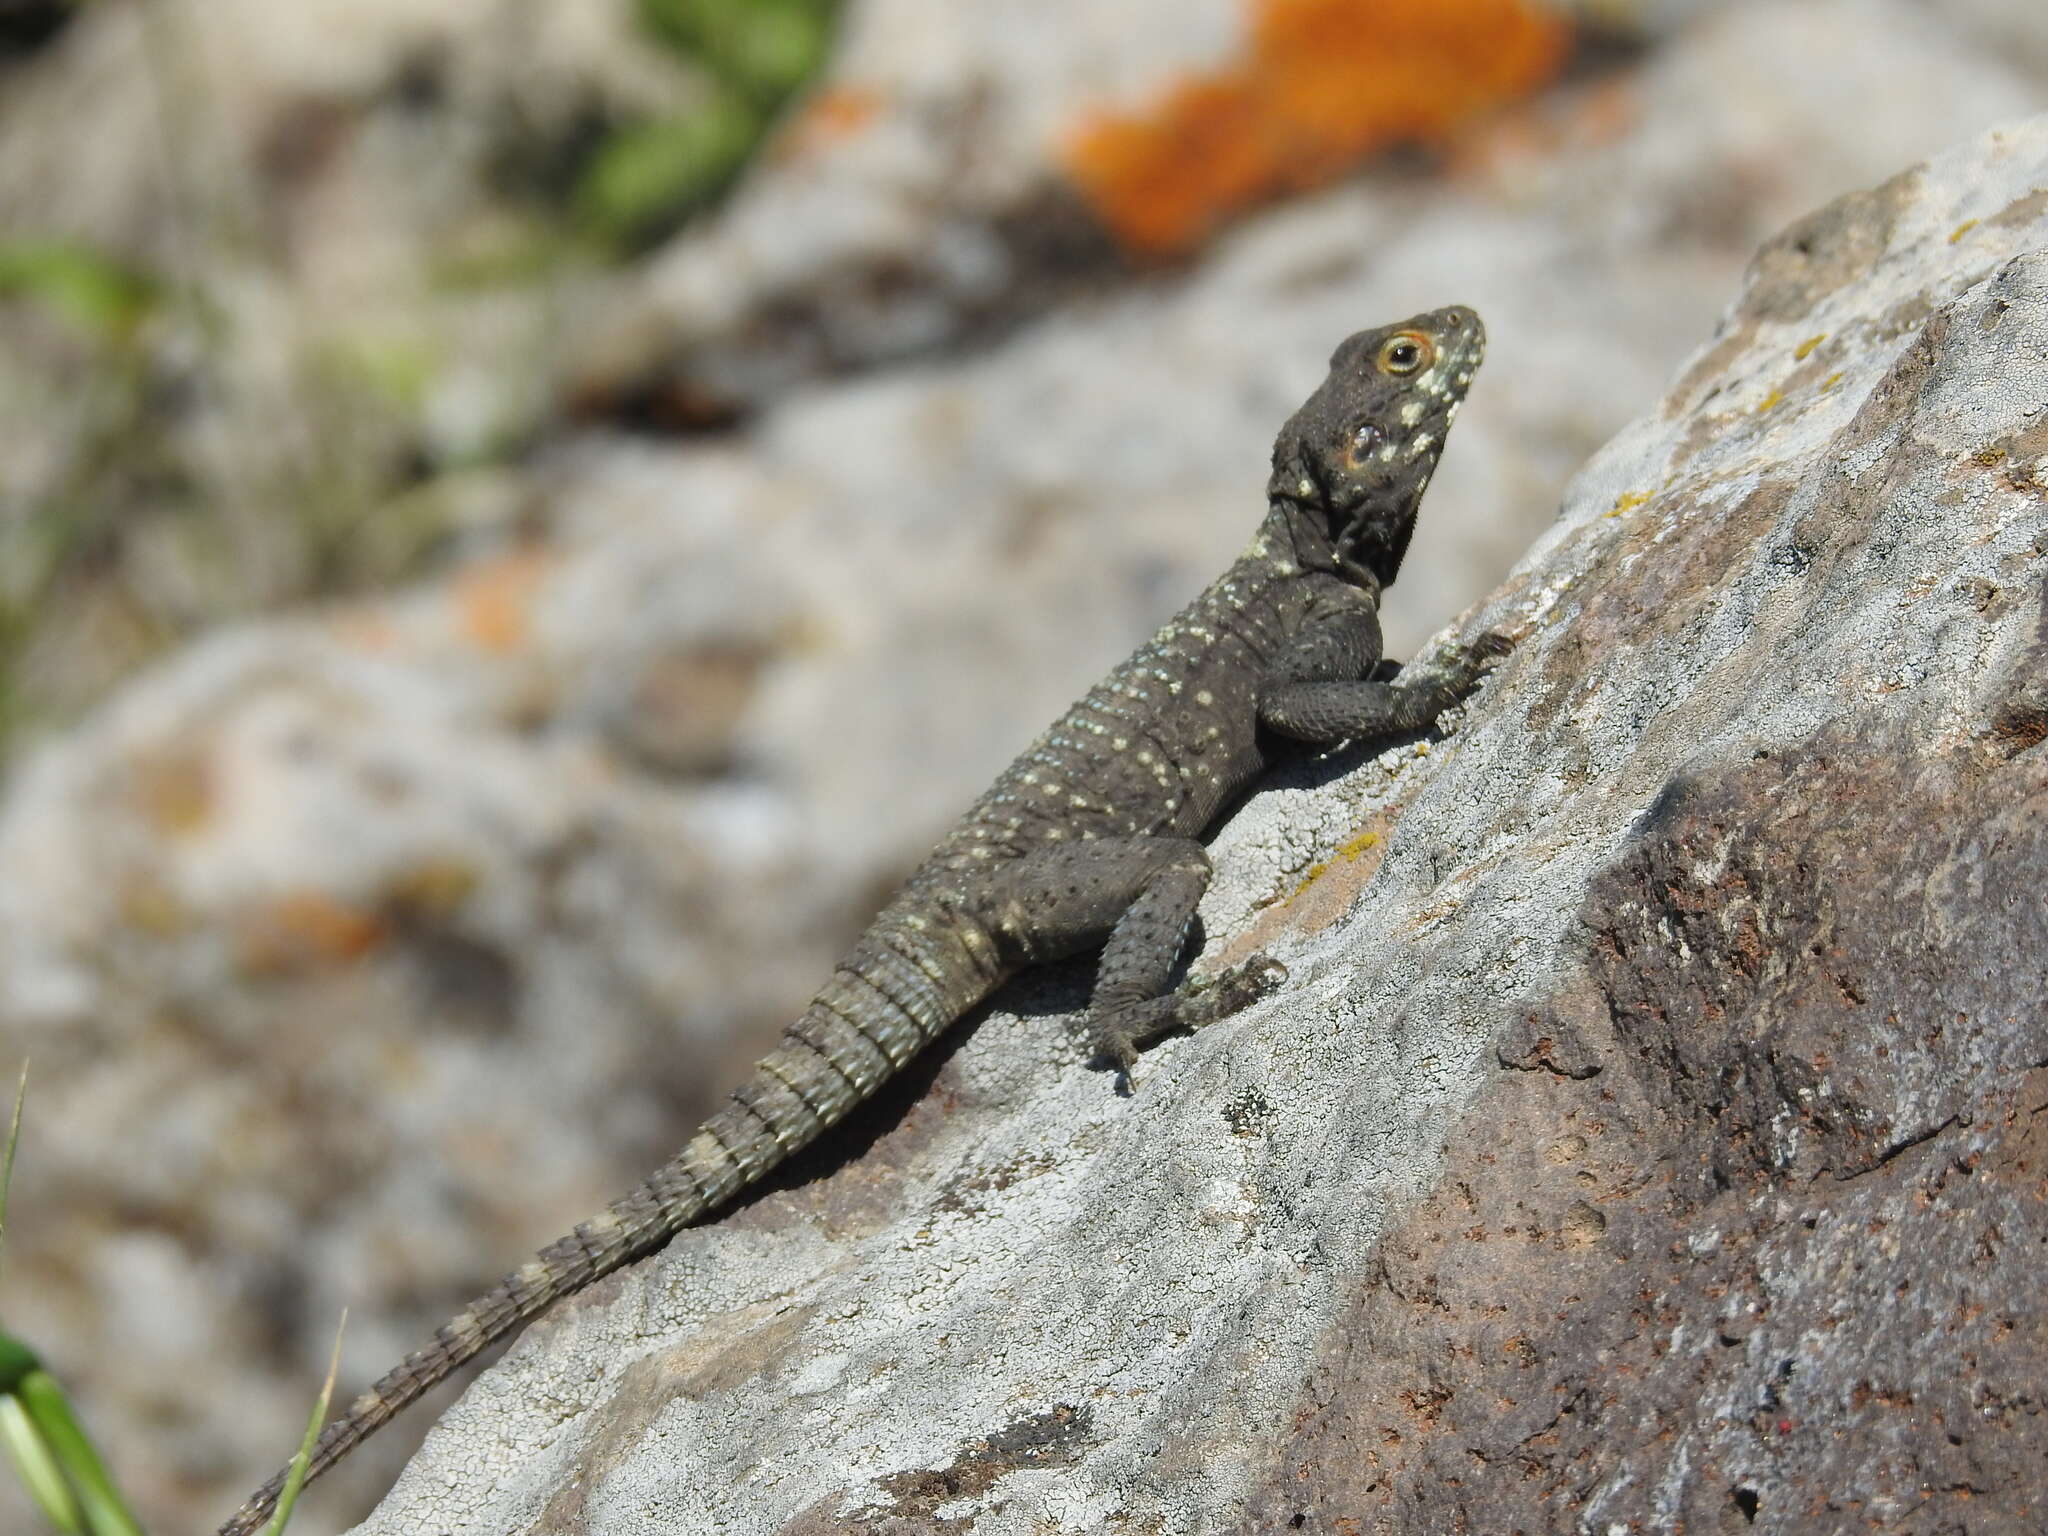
[1377,332,1434,376]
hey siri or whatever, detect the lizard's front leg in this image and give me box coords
[978,838,1285,1080]
[1260,631,1512,744]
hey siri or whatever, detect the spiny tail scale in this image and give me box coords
[216,917,1005,1536]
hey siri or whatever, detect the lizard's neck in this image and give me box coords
[1254,502,1384,600]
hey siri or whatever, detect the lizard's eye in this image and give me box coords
[1377,332,1434,376]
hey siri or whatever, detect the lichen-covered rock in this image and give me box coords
[353,118,2048,1536]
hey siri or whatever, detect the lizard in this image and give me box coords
[219,304,1509,1536]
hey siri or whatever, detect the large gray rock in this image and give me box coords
[353,119,2048,1535]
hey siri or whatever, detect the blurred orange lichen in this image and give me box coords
[1063,0,1571,256]
[333,607,400,652]
[455,547,551,655]
[236,890,387,976]
[777,84,884,159]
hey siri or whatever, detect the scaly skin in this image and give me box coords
[218,306,1507,1536]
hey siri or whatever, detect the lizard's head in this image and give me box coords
[1267,305,1484,588]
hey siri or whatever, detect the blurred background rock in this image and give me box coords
[0,1,2041,1530]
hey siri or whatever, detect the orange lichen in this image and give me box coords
[333,607,399,652]
[1063,0,1571,256]
[236,890,387,975]
[777,84,884,159]
[455,547,551,655]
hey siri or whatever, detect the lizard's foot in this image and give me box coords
[1090,952,1288,1089]
[1468,627,1516,667]
[1183,952,1288,1025]
[1442,628,1515,697]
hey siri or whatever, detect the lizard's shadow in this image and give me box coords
[1261,719,1448,797]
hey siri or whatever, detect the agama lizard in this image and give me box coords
[219,305,1507,1536]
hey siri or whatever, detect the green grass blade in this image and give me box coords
[14,1370,143,1536]
[0,1391,85,1535]
[263,1309,346,1536]
[0,1060,26,1274]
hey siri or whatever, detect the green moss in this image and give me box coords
[571,0,841,248]
[637,0,836,102]
[0,241,158,343]
[576,82,764,246]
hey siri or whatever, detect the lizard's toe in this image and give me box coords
[1094,1031,1143,1091]
[1188,953,1287,1025]
[1472,628,1516,663]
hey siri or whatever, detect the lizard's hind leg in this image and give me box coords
[981,838,1283,1079]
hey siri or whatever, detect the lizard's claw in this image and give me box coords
[1469,627,1516,666]
[1438,628,1516,704]
[1186,953,1288,1025]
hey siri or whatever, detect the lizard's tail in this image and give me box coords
[216,929,997,1536]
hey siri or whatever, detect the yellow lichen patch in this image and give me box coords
[1793,333,1827,361]
[1291,828,1382,898]
[1949,218,1980,244]
[455,547,551,655]
[1605,489,1653,518]
[1820,371,1844,393]
[1228,819,1399,969]
[385,857,481,919]
[129,745,215,835]
[1062,0,1570,256]
[235,890,387,976]
[119,877,190,937]
[1755,387,1785,414]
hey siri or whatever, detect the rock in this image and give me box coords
[354,117,2048,1535]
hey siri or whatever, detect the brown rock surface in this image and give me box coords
[1256,719,2048,1531]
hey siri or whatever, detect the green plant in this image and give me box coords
[0,1064,144,1535]
[573,0,841,247]
[0,242,159,344]
[0,1063,343,1535]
